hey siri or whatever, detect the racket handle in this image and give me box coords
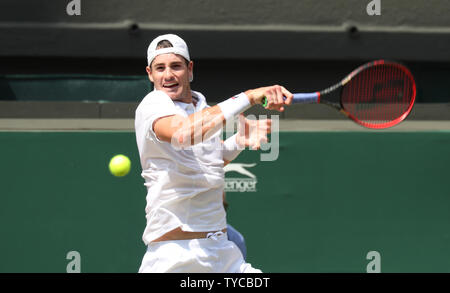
[262,92,320,107]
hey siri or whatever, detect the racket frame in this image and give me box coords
[263,60,416,129]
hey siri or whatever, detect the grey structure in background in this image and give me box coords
[0,0,449,61]
[0,0,449,118]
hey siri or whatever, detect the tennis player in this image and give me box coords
[135,34,292,273]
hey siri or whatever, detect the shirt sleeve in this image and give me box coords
[139,91,181,143]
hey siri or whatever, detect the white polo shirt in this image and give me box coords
[135,90,227,245]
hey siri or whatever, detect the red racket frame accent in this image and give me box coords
[340,60,417,129]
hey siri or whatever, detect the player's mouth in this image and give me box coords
[163,82,179,89]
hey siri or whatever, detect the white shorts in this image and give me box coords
[138,231,262,273]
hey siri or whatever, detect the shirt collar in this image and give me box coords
[174,91,206,115]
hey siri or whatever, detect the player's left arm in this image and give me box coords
[222,114,272,165]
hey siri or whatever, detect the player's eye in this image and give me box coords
[172,64,183,70]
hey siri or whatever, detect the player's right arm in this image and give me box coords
[153,105,224,146]
[153,85,292,146]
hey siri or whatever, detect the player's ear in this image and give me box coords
[146,66,154,83]
[188,61,194,82]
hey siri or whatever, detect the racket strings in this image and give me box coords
[341,63,415,127]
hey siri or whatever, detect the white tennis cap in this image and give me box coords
[147,34,191,66]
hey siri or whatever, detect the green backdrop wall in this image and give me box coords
[0,131,449,272]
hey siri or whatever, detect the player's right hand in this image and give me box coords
[245,85,293,112]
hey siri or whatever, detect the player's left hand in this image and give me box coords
[235,114,271,150]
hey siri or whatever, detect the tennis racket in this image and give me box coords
[262,60,416,129]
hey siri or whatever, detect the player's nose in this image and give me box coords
[163,68,175,80]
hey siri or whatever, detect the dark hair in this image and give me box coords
[156,40,174,50]
[152,39,190,66]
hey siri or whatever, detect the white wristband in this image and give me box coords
[223,133,244,161]
[217,92,251,121]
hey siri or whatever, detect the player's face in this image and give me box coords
[147,53,193,101]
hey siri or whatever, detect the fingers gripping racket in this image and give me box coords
[263,60,416,129]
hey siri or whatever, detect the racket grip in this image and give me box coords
[262,92,319,107]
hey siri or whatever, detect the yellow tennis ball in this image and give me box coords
[109,154,131,177]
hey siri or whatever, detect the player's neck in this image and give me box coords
[175,90,195,106]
